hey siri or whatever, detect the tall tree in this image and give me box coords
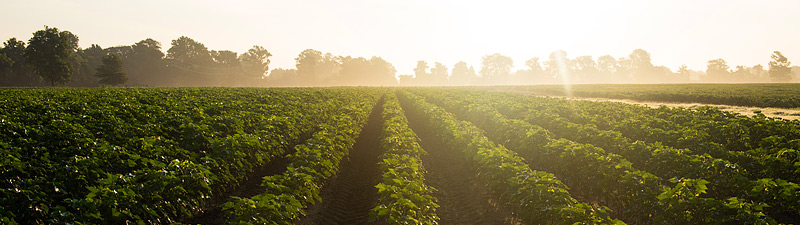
[628,49,655,82]
[0,52,12,85]
[450,61,474,86]
[240,45,271,81]
[95,54,127,86]
[25,26,76,86]
[294,49,339,85]
[597,55,619,82]
[769,51,792,82]
[706,58,730,82]
[546,50,572,83]
[166,36,213,86]
[413,60,429,85]
[430,62,448,85]
[480,53,513,85]
[1,38,31,85]
[129,39,167,86]
[573,56,598,83]
[211,50,241,86]
[334,56,396,86]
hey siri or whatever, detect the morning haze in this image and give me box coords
[0,0,797,86]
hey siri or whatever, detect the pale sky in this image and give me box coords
[1,0,798,75]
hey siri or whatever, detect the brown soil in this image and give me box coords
[400,97,522,225]
[496,88,800,121]
[296,97,386,225]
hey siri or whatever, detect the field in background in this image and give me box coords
[489,83,800,109]
[2,86,800,224]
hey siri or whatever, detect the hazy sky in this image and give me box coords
[1,0,798,75]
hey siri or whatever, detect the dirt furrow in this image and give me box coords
[401,99,521,225]
[297,97,386,225]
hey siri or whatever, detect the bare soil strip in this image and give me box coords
[401,99,522,225]
[297,97,386,225]
[497,89,800,120]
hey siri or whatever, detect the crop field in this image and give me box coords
[2,86,800,224]
[494,83,800,109]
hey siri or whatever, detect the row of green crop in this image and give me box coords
[397,90,624,224]
[409,88,776,224]
[426,88,800,223]
[370,92,439,224]
[0,88,371,224]
[221,92,379,224]
[495,91,800,184]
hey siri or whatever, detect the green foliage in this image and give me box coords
[769,51,792,82]
[24,26,76,86]
[411,88,782,224]
[397,90,623,224]
[370,93,439,225]
[222,90,380,224]
[0,87,377,224]
[95,54,127,86]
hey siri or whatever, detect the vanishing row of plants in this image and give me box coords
[221,91,380,224]
[423,88,799,223]
[397,90,624,224]
[370,92,439,224]
[491,90,800,184]
[0,88,377,224]
[409,88,778,224]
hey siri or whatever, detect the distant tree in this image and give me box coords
[512,57,548,84]
[74,44,106,86]
[705,58,730,82]
[546,50,572,83]
[597,55,619,82]
[398,74,414,86]
[95,54,127,86]
[294,49,339,85]
[25,26,76,86]
[750,64,766,80]
[769,51,792,82]
[335,56,396,86]
[677,64,691,81]
[430,62,448,85]
[129,39,168,86]
[480,53,513,85]
[210,50,241,85]
[0,52,12,85]
[628,49,655,82]
[1,38,37,86]
[265,68,298,86]
[450,61,474,86]
[413,60,429,84]
[367,57,397,85]
[167,36,213,86]
[573,56,598,83]
[240,45,271,80]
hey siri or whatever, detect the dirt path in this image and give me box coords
[296,97,386,225]
[491,89,800,120]
[401,99,521,225]
[182,155,292,225]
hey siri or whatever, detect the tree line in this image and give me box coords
[0,26,795,87]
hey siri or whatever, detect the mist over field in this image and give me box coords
[0,0,797,87]
[5,1,800,224]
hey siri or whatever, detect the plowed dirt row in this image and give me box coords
[401,99,522,225]
[297,97,386,225]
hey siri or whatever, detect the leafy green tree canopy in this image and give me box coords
[25,26,76,86]
[769,51,792,82]
[95,54,127,86]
